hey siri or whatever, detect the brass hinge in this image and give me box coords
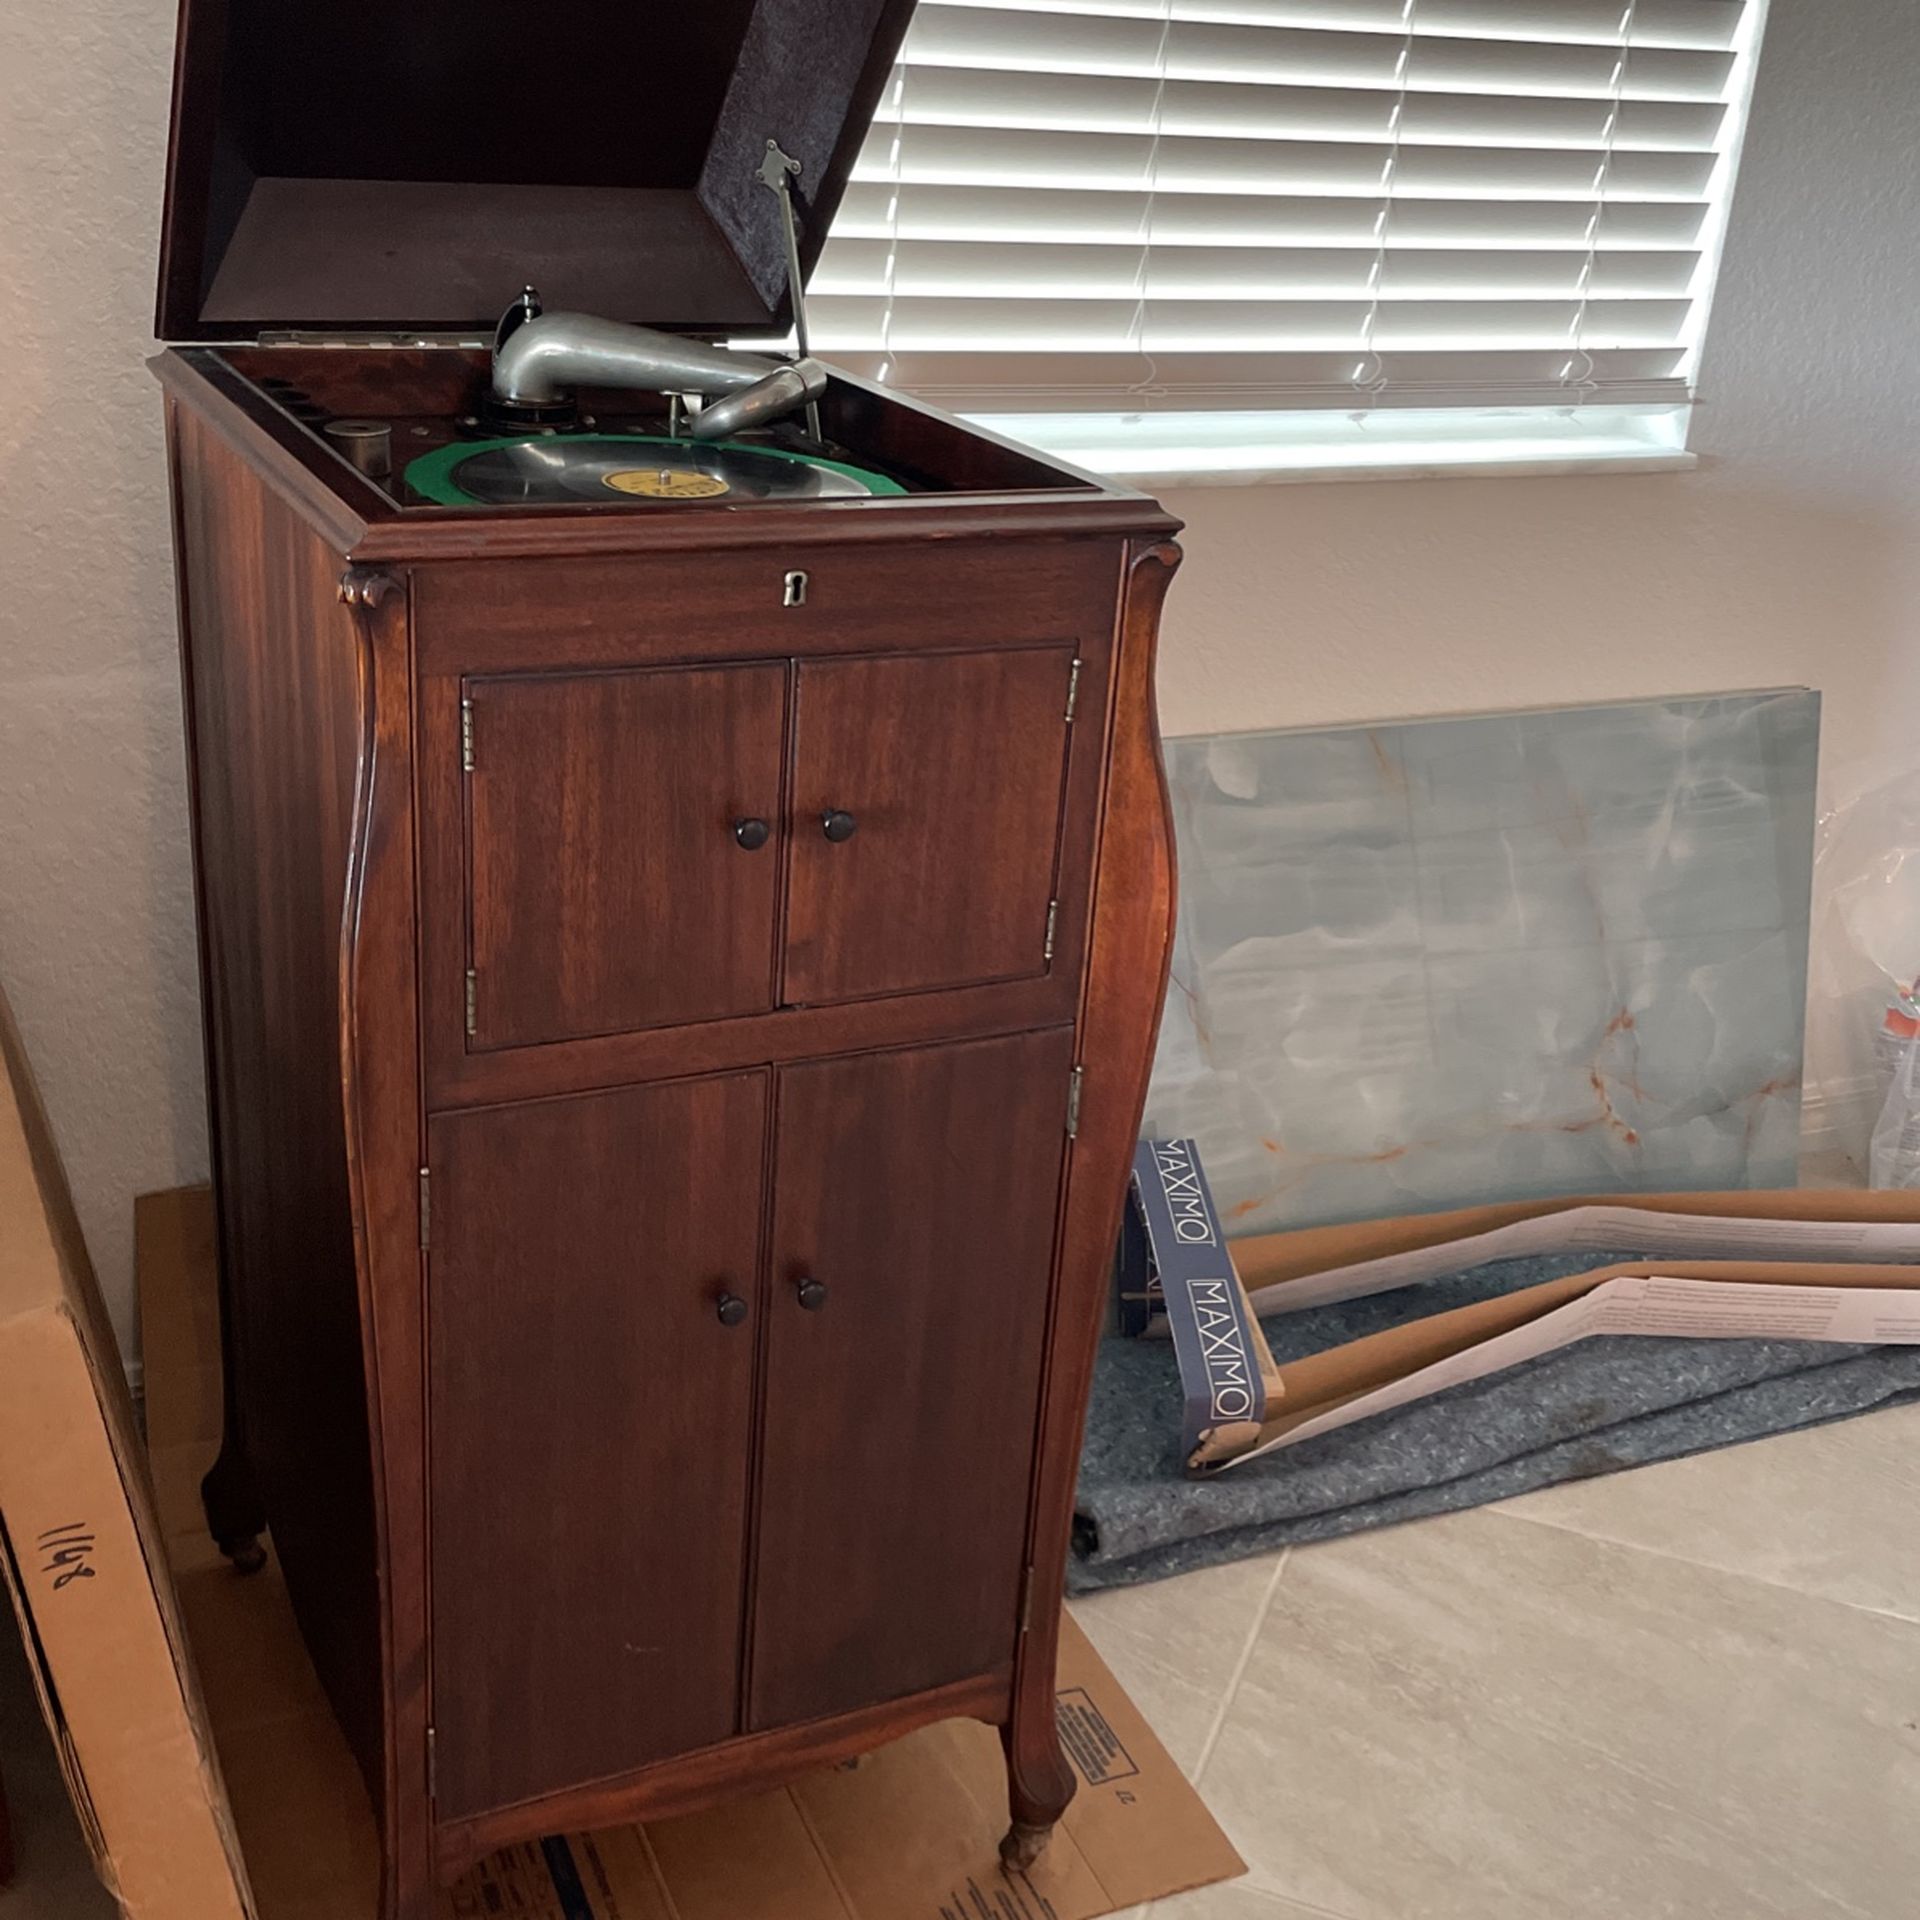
[1066,1066,1084,1139]
[418,1168,431,1250]
[1018,1564,1037,1635]
[460,698,475,772]
[427,1726,437,1801]
[1064,657,1083,722]
[464,969,478,1037]
[260,329,487,350]
[1043,899,1059,964]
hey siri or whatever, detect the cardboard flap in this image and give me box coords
[0,986,255,1920]
[156,0,914,340]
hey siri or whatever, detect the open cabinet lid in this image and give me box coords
[155,0,913,343]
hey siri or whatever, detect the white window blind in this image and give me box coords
[810,0,1760,418]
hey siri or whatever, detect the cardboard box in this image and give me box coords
[138,1186,1246,1920]
[1230,1186,1920,1303]
[1237,1255,1920,1464]
[0,988,255,1920]
[1197,1187,1920,1469]
[1116,1141,1281,1465]
[1113,1150,1920,1471]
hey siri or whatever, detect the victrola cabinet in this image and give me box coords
[153,3,1181,1912]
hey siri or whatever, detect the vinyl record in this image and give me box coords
[405,434,905,506]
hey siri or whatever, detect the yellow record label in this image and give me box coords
[602,466,731,499]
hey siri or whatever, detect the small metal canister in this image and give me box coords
[323,419,393,480]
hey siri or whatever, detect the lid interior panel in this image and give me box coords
[199,182,763,335]
[158,0,912,339]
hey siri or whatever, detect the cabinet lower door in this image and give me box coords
[749,1027,1075,1732]
[427,1072,768,1820]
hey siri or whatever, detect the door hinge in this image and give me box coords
[418,1168,431,1249]
[259,330,486,350]
[464,969,478,1037]
[1018,1564,1037,1635]
[460,697,475,772]
[1043,899,1059,964]
[1066,1065,1084,1139]
[427,1726,437,1801]
[1064,657,1083,722]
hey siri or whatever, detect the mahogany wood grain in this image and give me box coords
[152,352,381,560]
[413,540,1118,675]
[158,1,917,341]
[151,348,1183,565]
[435,1666,1010,1879]
[819,366,1118,497]
[466,663,787,1047]
[370,491,1180,566]
[159,328,1180,1915]
[783,649,1075,1005]
[750,1028,1075,1731]
[1002,540,1182,1854]
[412,590,1112,1104]
[427,1074,769,1820]
[165,405,386,1790]
[425,966,1080,1111]
[335,564,435,1920]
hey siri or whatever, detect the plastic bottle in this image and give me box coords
[1869,979,1920,1187]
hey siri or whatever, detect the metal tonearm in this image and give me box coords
[746,136,824,442]
[489,138,832,445]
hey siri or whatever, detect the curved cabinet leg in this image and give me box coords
[200,1437,267,1574]
[1000,538,1182,1880]
[1000,1708,1075,1872]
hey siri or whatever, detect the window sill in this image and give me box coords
[962,405,1698,489]
[1097,448,1699,487]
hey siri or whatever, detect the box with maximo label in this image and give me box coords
[1125,1155,1920,1474]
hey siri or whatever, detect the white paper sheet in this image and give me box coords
[1226,1275,1920,1466]
[1245,1207,1920,1317]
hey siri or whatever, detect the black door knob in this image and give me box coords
[733,816,771,851]
[821,809,858,843]
[716,1292,750,1327]
[795,1276,829,1311]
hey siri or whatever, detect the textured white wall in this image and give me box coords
[0,0,1912,1349]
[1,1,206,1351]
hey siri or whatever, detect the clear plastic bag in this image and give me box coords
[1871,1025,1920,1188]
[1808,766,1920,1183]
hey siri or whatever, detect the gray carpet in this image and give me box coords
[1069,1249,1920,1593]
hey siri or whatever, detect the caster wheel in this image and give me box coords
[999,1822,1052,1874]
[219,1535,268,1577]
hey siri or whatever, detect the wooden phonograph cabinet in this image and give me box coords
[152,3,1180,1911]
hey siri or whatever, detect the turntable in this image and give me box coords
[406,433,905,507]
[151,5,1180,1916]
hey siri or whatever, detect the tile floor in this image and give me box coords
[1082,1399,1920,1920]
[6,1400,1919,1918]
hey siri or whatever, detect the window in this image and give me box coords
[811,0,1765,477]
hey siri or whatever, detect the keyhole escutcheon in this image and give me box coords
[783,569,809,608]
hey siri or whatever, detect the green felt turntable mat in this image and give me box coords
[405,432,907,506]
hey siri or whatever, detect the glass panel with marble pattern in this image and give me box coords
[1145,690,1819,1236]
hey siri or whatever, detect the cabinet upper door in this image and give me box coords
[427,1072,768,1821]
[465,662,786,1049]
[783,648,1077,1006]
[748,1027,1075,1733]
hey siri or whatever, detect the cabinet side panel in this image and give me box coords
[1005,537,1181,1837]
[168,402,383,1786]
